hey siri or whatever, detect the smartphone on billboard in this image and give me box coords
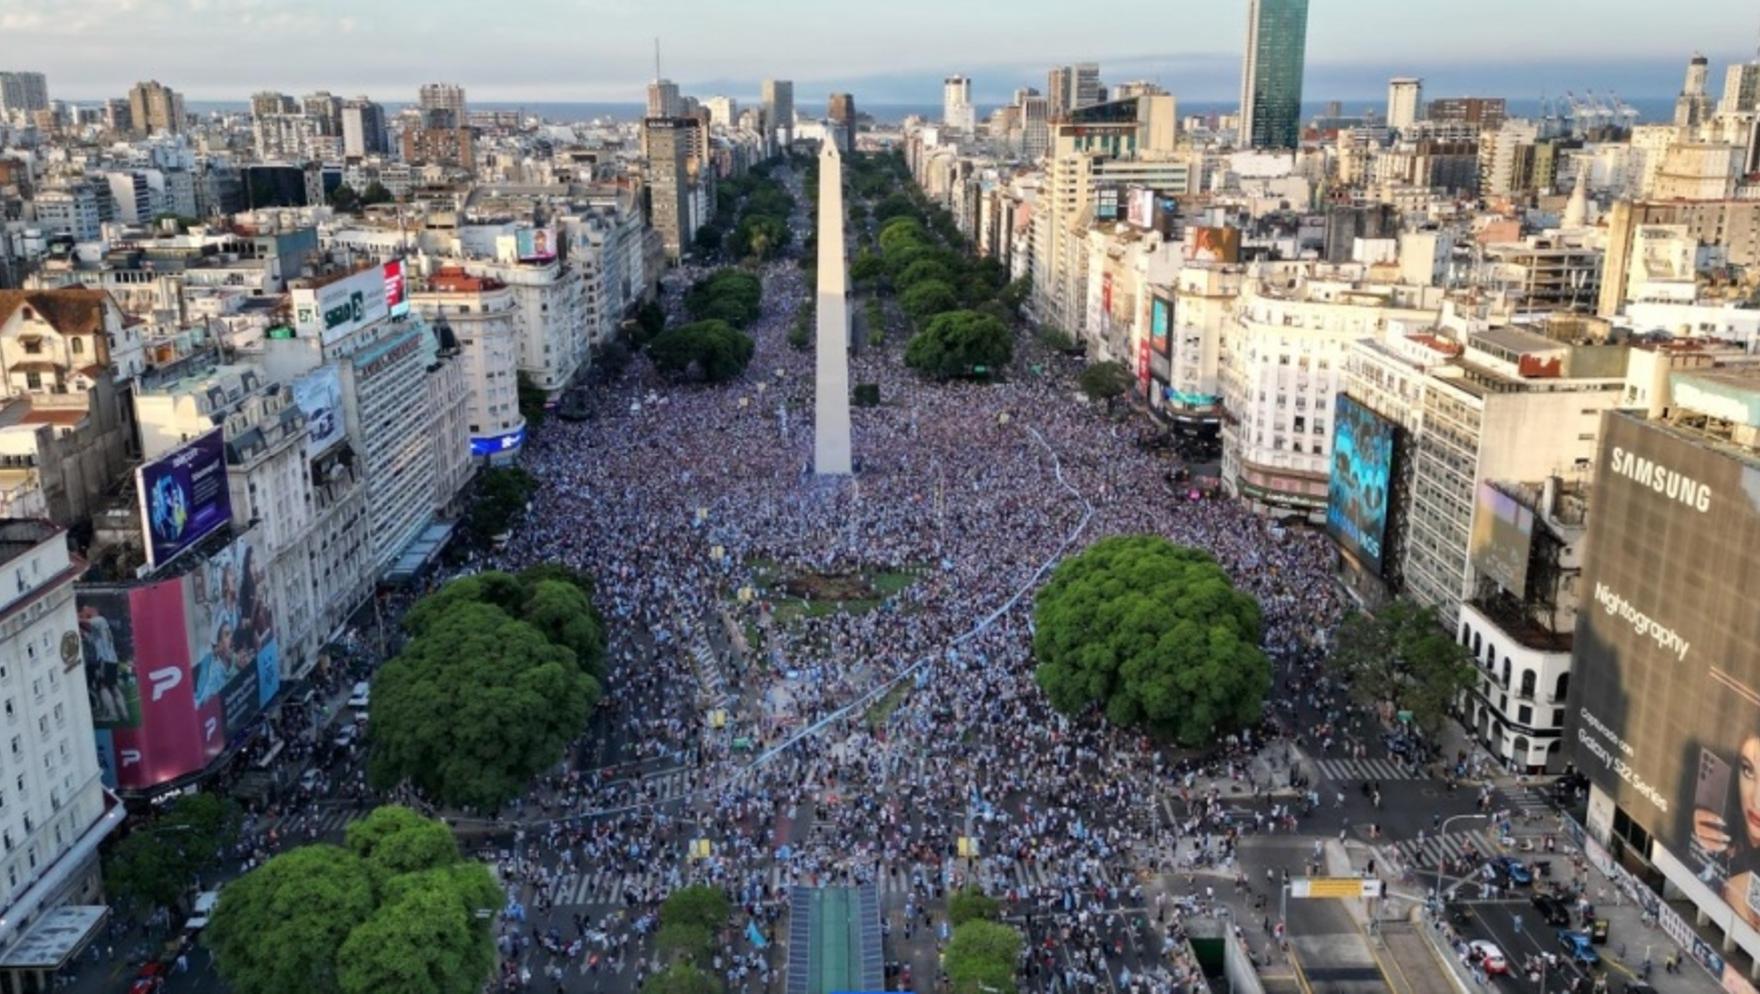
[1697,748,1735,881]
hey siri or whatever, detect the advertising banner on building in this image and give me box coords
[136,429,232,569]
[1126,187,1155,229]
[1325,395,1396,575]
[1136,336,1152,397]
[291,265,391,346]
[79,529,281,794]
[1570,412,1760,934]
[1185,226,1241,264]
[382,259,409,317]
[81,580,212,791]
[515,226,557,262]
[291,366,346,456]
[1468,481,1536,596]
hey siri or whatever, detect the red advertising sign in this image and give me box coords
[104,579,208,790]
[1137,336,1152,395]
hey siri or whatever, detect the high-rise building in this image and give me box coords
[1387,76,1422,131]
[302,91,343,135]
[418,82,467,129]
[0,71,50,117]
[1018,91,1049,160]
[828,93,857,153]
[943,75,975,133]
[647,79,683,118]
[1720,60,1760,115]
[1046,66,1073,122]
[1237,0,1310,149]
[645,117,694,260]
[1674,54,1713,130]
[762,79,794,149]
[1426,96,1507,131]
[1072,63,1101,109]
[250,90,295,117]
[341,98,389,157]
[0,519,121,956]
[127,79,185,136]
[704,96,738,129]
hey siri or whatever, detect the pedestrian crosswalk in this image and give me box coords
[262,805,356,840]
[1501,783,1556,819]
[1377,828,1498,878]
[1314,757,1424,782]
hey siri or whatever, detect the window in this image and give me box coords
[70,337,83,355]
[1500,659,1511,687]
[1517,705,1532,725]
[1554,673,1570,702]
[21,340,40,355]
[1519,670,1537,699]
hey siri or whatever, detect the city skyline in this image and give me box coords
[5,0,1758,104]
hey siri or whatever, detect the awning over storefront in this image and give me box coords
[0,906,107,971]
[384,520,456,585]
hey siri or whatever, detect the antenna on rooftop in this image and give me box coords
[655,38,662,81]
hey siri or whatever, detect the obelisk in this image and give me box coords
[813,140,853,475]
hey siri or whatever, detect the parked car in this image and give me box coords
[128,960,166,994]
[334,724,359,749]
[1530,891,1571,926]
[1466,940,1509,975]
[1491,856,1534,886]
[347,681,370,712]
[184,890,220,933]
[1558,929,1600,967]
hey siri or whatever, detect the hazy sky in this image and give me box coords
[6,0,1759,105]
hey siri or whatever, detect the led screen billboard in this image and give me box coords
[291,366,346,455]
[79,529,280,794]
[1185,226,1241,264]
[292,265,391,345]
[1468,481,1536,596]
[1570,413,1760,942]
[1325,395,1396,575]
[1150,297,1170,340]
[514,227,557,262]
[136,429,232,568]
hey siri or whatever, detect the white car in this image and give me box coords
[185,890,220,932]
[1467,940,1509,976]
[347,681,370,712]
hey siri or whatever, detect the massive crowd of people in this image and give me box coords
[473,163,1358,994]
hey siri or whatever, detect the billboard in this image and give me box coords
[515,226,557,262]
[137,429,233,569]
[291,366,346,455]
[79,529,280,794]
[1468,481,1536,596]
[291,265,391,346]
[383,259,409,317]
[79,580,217,791]
[1150,297,1171,340]
[1126,187,1155,229]
[1325,395,1396,575]
[1185,226,1241,264]
[1570,413,1760,936]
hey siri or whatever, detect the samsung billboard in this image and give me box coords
[136,429,233,569]
[1570,412,1760,942]
[1325,395,1396,576]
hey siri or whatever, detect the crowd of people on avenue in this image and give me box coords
[474,163,1358,994]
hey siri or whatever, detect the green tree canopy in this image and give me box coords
[727,214,790,261]
[523,579,608,680]
[207,844,378,994]
[655,885,730,965]
[944,920,1021,994]
[210,809,501,994]
[899,280,960,325]
[904,309,1013,380]
[877,217,927,254]
[102,792,240,912]
[647,320,756,383]
[1078,361,1133,405]
[645,963,720,994]
[692,223,723,258]
[1033,536,1271,745]
[368,601,599,810]
[1324,599,1476,736]
[462,466,536,545]
[896,257,956,291]
[684,269,764,328]
[949,888,1001,926]
[360,181,393,205]
[850,251,887,286]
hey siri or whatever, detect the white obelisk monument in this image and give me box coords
[813,140,853,475]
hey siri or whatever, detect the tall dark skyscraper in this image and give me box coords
[1238,0,1309,149]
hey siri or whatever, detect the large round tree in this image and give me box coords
[1033,535,1270,745]
[904,309,1012,380]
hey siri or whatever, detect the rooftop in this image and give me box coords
[0,519,60,566]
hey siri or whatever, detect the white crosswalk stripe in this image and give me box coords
[1376,828,1498,877]
[1503,783,1554,817]
[1315,757,1424,781]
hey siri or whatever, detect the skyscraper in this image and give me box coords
[127,79,185,136]
[1045,63,1101,122]
[0,71,49,117]
[647,79,682,117]
[943,75,975,133]
[828,93,857,153]
[1046,66,1072,122]
[1387,77,1422,131]
[644,117,693,260]
[250,91,295,117]
[761,79,794,150]
[1674,54,1712,130]
[342,98,389,157]
[1720,60,1760,115]
[1018,90,1049,160]
[1237,0,1309,149]
[418,82,467,129]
